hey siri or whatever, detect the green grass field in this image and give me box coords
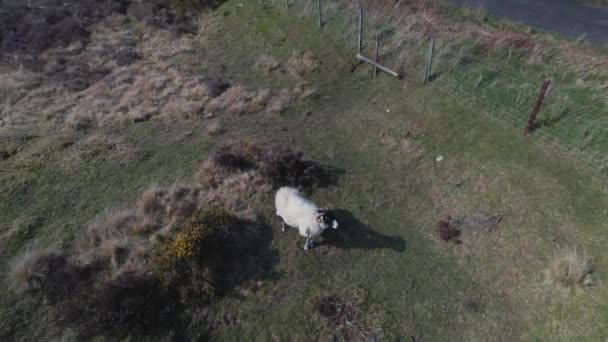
[2,0,608,340]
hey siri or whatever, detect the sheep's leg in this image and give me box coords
[304,230,314,250]
[277,216,286,232]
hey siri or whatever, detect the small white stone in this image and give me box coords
[436,155,444,162]
[386,109,390,113]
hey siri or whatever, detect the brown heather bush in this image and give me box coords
[287,50,321,77]
[199,140,340,190]
[546,247,593,291]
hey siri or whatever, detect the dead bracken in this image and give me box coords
[315,296,369,341]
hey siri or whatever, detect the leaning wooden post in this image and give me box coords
[356,53,400,78]
[317,0,322,28]
[374,34,380,78]
[424,36,435,85]
[524,79,552,135]
[358,8,363,53]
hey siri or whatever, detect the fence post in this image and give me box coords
[358,8,363,53]
[356,53,400,78]
[374,35,380,78]
[285,0,288,10]
[424,36,435,85]
[318,0,322,28]
[524,79,551,135]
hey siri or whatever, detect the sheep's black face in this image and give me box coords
[316,208,338,229]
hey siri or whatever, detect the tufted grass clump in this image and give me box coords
[546,247,593,291]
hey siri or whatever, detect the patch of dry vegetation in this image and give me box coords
[287,50,320,77]
[254,55,280,74]
[8,248,55,294]
[546,247,593,291]
[0,7,295,131]
[7,141,338,339]
[314,291,383,341]
[196,140,341,190]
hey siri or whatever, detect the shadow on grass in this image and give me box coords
[529,110,569,133]
[320,209,406,252]
[24,215,280,341]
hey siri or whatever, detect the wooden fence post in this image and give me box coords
[356,53,400,78]
[524,79,551,135]
[374,35,380,78]
[358,8,363,53]
[318,0,322,28]
[424,36,435,85]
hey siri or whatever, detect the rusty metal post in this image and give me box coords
[524,79,551,135]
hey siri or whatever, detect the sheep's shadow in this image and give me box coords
[319,209,406,252]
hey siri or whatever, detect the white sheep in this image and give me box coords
[275,187,338,250]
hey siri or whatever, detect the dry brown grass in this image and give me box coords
[206,120,224,135]
[546,247,593,291]
[76,147,277,277]
[205,85,272,115]
[0,12,298,131]
[254,55,280,74]
[8,248,55,293]
[287,50,320,77]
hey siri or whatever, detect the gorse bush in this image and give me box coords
[153,208,248,304]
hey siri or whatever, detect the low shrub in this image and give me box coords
[201,140,340,190]
[153,208,263,304]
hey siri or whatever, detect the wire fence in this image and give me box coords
[275,0,608,176]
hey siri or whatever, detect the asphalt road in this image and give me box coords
[446,0,608,46]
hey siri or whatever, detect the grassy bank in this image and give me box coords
[1,0,608,340]
[281,0,608,173]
